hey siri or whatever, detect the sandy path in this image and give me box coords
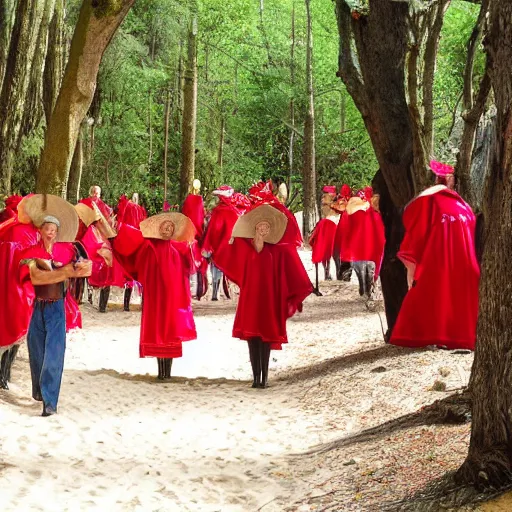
[0,252,385,512]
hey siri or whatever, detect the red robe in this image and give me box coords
[339,207,385,278]
[79,197,113,221]
[216,237,313,350]
[116,197,147,229]
[182,194,205,238]
[202,201,240,258]
[0,219,40,348]
[309,216,338,264]
[114,224,197,358]
[390,186,480,350]
[18,240,82,332]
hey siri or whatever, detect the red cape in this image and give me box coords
[309,217,338,264]
[0,219,40,348]
[18,240,82,332]
[216,237,312,349]
[79,197,113,220]
[202,202,240,256]
[390,186,480,350]
[182,194,205,238]
[114,224,197,358]
[117,197,147,229]
[339,207,385,278]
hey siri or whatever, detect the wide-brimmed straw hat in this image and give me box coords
[19,194,78,242]
[231,204,288,244]
[92,202,117,238]
[75,203,100,227]
[140,212,196,242]
[346,196,370,215]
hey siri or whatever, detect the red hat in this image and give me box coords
[5,195,23,211]
[248,180,274,204]
[340,184,352,200]
[322,185,336,194]
[231,192,251,211]
[430,160,454,177]
[363,186,373,201]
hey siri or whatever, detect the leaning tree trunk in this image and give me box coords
[179,15,198,204]
[35,0,135,196]
[302,0,318,238]
[0,0,46,195]
[456,0,512,490]
[43,0,64,124]
[0,0,15,90]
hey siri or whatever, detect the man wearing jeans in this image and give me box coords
[21,215,91,416]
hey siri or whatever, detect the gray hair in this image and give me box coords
[41,215,60,229]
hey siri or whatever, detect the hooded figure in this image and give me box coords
[216,204,312,388]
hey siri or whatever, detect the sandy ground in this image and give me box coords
[0,251,478,511]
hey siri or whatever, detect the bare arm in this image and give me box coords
[29,261,92,285]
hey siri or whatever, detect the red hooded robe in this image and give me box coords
[390,185,479,350]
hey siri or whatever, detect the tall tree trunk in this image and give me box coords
[334,0,428,335]
[302,0,318,238]
[456,0,490,206]
[0,0,15,90]
[163,87,171,202]
[0,0,46,195]
[18,0,56,148]
[35,0,135,196]
[179,15,198,204]
[67,126,83,203]
[43,0,64,124]
[456,0,512,490]
[288,1,296,200]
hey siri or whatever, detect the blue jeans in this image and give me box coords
[27,299,66,410]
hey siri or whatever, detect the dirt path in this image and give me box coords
[0,260,476,511]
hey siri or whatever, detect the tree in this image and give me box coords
[35,0,135,196]
[334,0,450,335]
[179,13,198,204]
[456,0,512,489]
[302,0,318,236]
[0,0,46,195]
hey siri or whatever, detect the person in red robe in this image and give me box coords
[331,184,353,281]
[115,193,147,311]
[390,162,480,350]
[182,179,207,300]
[80,185,114,223]
[215,204,313,388]
[113,212,197,380]
[339,187,386,297]
[309,185,339,290]
[202,185,241,301]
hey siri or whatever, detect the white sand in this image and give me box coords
[0,251,387,511]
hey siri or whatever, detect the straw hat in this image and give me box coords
[346,196,370,215]
[19,194,78,242]
[140,212,196,242]
[92,202,117,238]
[75,203,100,227]
[231,204,288,245]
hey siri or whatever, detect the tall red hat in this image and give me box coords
[340,184,352,200]
[212,185,234,198]
[322,185,336,194]
[430,160,454,177]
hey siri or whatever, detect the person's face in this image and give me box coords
[40,222,58,243]
[90,186,101,199]
[159,220,175,240]
[255,221,271,238]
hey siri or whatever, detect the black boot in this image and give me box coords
[259,341,271,389]
[99,286,110,313]
[324,262,332,281]
[5,345,19,383]
[248,339,261,388]
[211,279,220,301]
[340,261,353,282]
[88,284,93,304]
[0,350,9,390]
[124,287,132,312]
[157,358,165,380]
[164,358,173,380]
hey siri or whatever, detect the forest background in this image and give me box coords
[0,0,481,215]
